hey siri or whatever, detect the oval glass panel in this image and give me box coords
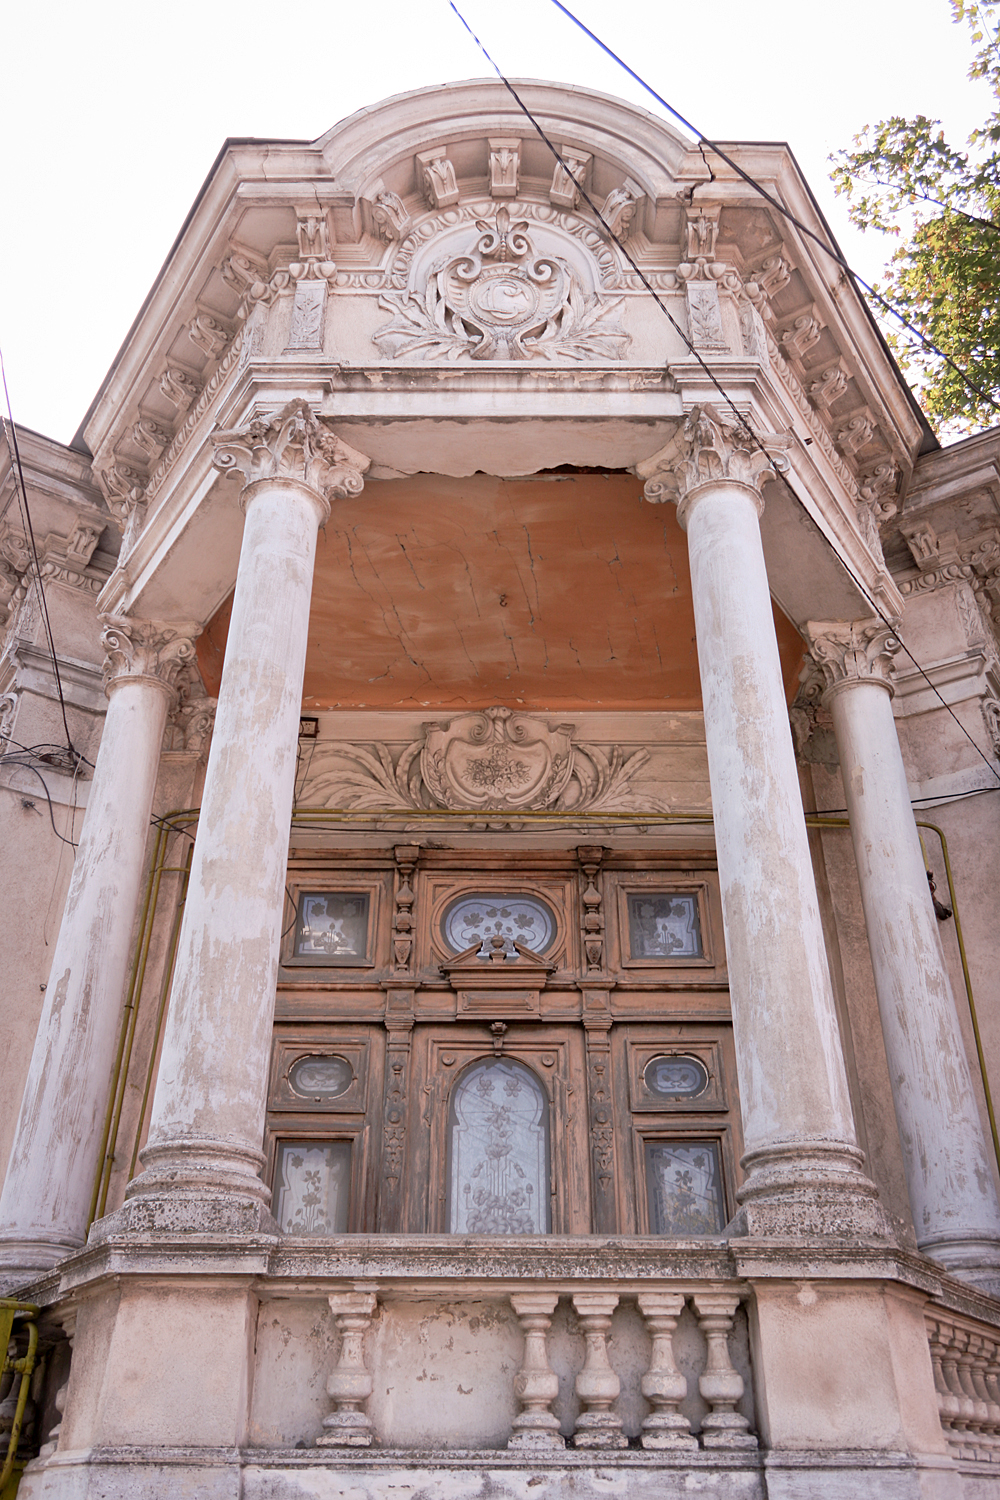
[643,1054,709,1099]
[443,893,556,958]
[288,1054,354,1099]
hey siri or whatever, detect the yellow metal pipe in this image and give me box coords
[83,810,199,1224]
[0,1301,38,1491]
[86,821,166,1229]
[94,837,171,1221]
[916,818,1000,1181]
[127,842,195,1183]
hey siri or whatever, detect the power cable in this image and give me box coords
[545,0,1000,420]
[448,1,1000,788]
[1,757,79,848]
[1,345,84,763]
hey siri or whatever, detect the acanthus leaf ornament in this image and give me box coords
[805,620,901,696]
[100,615,198,697]
[636,406,792,511]
[374,208,629,363]
[549,149,591,209]
[211,400,370,504]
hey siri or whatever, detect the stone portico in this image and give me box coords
[1,79,1000,1499]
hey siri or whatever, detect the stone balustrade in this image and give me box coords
[316,1282,756,1452]
[927,1303,1000,1463]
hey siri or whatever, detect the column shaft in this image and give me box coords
[0,625,188,1282]
[118,401,368,1230]
[639,406,884,1237]
[817,634,1000,1287]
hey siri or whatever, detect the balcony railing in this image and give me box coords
[927,1301,1000,1464]
[313,1281,757,1453]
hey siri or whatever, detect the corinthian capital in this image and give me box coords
[636,405,791,516]
[100,615,198,698]
[805,620,900,697]
[211,400,370,505]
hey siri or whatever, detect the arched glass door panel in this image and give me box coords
[447,1058,550,1233]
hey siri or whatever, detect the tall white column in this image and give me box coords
[0,618,194,1284]
[808,619,1000,1291]
[638,406,885,1238]
[109,401,369,1234]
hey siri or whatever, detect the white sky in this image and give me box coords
[1,0,989,446]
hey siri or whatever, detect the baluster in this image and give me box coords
[316,1292,377,1448]
[941,1326,977,1460]
[691,1292,756,1449]
[637,1292,696,1450]
[572,1293,627,1449]
[969,1335,1000,1459]
[509,1293,564,1448]
[927,1319,962,1448]
[958,1330,990,1461]
[982,1336,1000,1458]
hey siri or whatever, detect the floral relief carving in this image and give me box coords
[303,706,666,816]
[374,208,629,363]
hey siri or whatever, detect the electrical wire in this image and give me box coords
[1,757,79,848]
[545,0,1000,420]
[1,344,85,764]
[447,1,1000,790]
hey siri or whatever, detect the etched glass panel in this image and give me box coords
[645,1141,725,1235]
[443,893,556,958]
[627,892,703,959]
[288,1054,354,1099]
[274,1140,351,1235]
[448,1059,550,1233]
[292,892,370,963]
[643,1054,709,1100]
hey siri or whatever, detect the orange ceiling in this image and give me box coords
[196,471,805,711]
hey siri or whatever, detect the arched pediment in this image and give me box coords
[312,77,695,213]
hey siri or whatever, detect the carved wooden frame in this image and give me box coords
[280,875,385,971]
[630,1121,740,1236]
[625,1037,728,1114]
[268,1030,372,1113]
[612,876,718,972]
[421,873,575,974]
[263,1117,374,1235]
[407,1024,589,1235]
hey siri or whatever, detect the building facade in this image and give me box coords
[2,79,1000,1498]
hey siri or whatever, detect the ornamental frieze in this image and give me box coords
[301,707,669,816]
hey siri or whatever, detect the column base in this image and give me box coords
[573,1415,628,1449]
[91,1138,278,1241]
[0,1234,81,1293]
[917,1230,1000,1299]
[734,1143,891,1241]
